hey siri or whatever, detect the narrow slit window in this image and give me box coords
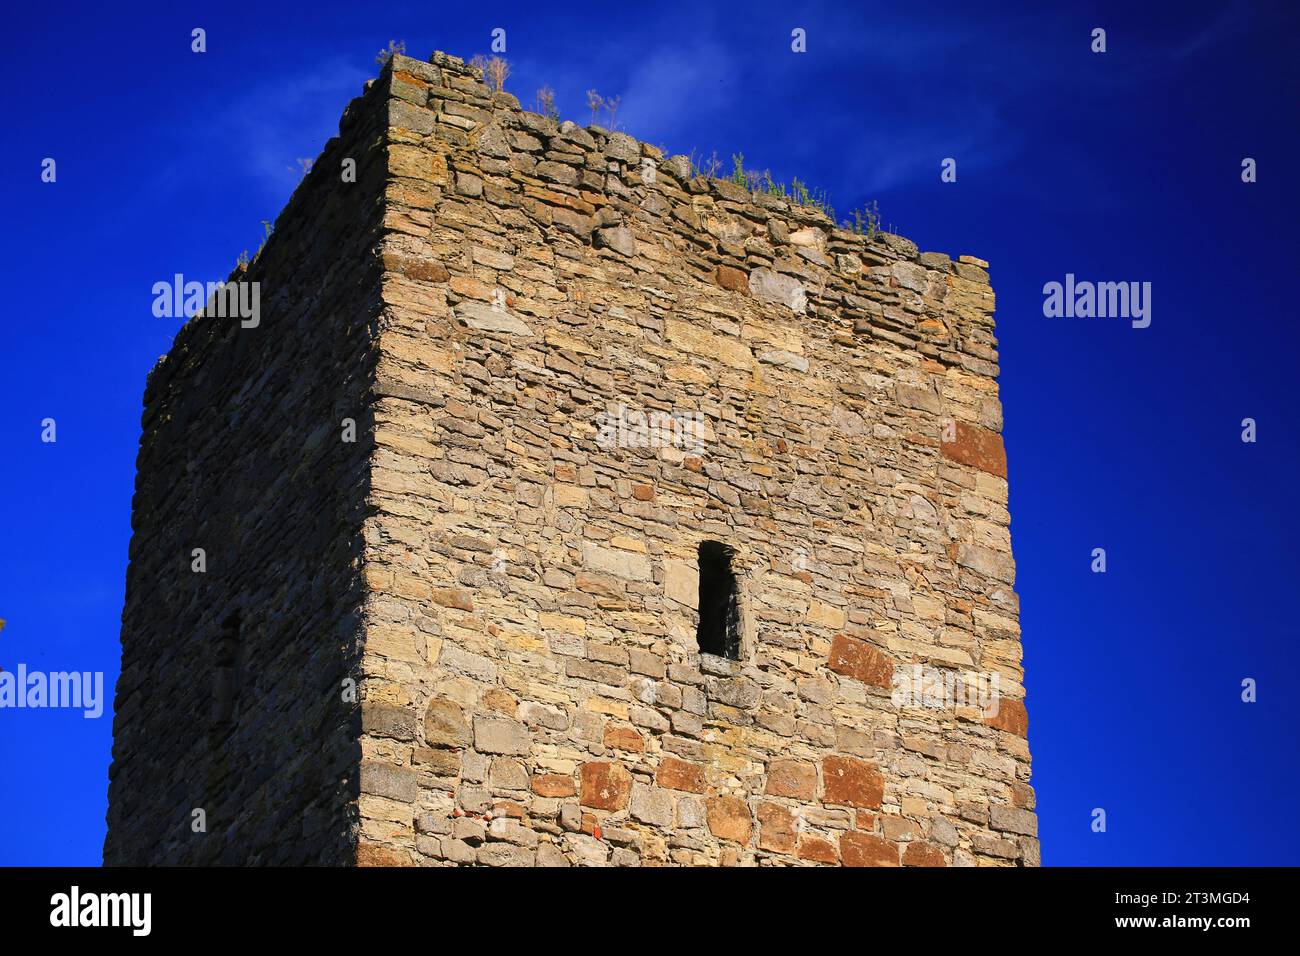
[696,541,740,660]
[213,611,242,732]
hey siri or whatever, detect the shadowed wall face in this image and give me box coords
[102,78,389,865]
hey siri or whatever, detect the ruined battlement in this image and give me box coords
[382,52,999,369]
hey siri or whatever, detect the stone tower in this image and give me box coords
[104,51,1035,866]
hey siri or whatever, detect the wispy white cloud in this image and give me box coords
[615,38,741,140]
[1161,0,1253,62]
[208,57,371,197]
[133,55,370,210]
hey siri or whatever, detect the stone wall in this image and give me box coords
[103,77,390,864]
[107,49,1033,867]
[354,53,1034,866]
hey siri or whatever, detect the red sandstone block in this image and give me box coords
[984,697,1029,737]
[532,773,576,798]
[764,759,817,800]
[706,796,753,843]
[657,757,707,793]
[493,801,526,819]
[381,250,450,283]
[356,843,414,867]
[798,836,839,864]
[430,587,474,611]
[392,70,433,90]
[1010,782,1036,809]
[940,421,1007,478]
[822,755,884,809]
[902,841,947,867]
[715,264,749,293]
[579,761,632,811]
[827,634,894,688]
[840,832,898,867]
[757,803,797,854]
[603,725,645,753]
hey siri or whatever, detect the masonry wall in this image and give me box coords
[355,53,1035,866]
[103,79,390,864]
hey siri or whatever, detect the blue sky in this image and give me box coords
[2,0,1297,865]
